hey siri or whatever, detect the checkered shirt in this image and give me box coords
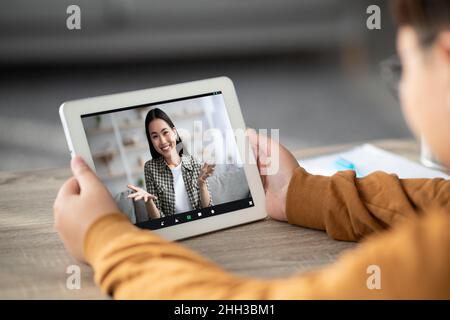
[144,154,213,216]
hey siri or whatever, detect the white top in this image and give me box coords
[170,162,193,214]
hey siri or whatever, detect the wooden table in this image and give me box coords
[0,139,422,299]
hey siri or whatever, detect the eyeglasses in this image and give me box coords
[379,55,402,102]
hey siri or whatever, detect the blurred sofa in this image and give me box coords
[115,165,250,224]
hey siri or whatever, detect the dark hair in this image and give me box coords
[393,0,450,47]
[144,108,183,159]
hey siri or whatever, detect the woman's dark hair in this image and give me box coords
[144,108,183,159]
[393,0,450,47]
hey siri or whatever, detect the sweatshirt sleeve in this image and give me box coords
[286,167,450,241]
[84,210,450,299]
[84,214,275,299]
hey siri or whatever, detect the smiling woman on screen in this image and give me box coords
[127,108,215,220]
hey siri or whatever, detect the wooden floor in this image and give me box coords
[0,139,420,299]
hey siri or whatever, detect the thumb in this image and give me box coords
[245,128,259,158]
[71,156,101,190]
[246,128,270,161]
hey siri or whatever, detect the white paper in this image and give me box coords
[298,144,450,179]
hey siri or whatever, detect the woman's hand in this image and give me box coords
[197,162,216,186]
[127,184,157,202]
[246,128,299,222]
[53,156,122,262]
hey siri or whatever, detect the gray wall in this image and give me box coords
[0,0,411,171]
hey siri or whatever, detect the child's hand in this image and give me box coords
[53,156,121,262]
[246,129,299,221]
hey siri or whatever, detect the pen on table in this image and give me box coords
[334,157,363,177]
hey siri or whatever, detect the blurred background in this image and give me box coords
[0,0,411,172]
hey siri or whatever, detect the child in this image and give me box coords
[54,0,450,299]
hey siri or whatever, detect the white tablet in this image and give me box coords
[59,77,267,241]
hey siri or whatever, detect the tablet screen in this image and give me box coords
[80,92,254,230]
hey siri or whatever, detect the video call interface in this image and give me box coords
[81,92,254,230]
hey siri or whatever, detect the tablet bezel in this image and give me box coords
[59,76,267,241]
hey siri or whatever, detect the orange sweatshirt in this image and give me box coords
[84,168,450,299]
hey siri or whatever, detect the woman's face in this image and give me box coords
[148,118,178,157]
[397,27,450,168]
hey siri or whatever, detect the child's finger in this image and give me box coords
[56,177,80,199]
[245,128,258,148]
[246,128,273,174]
[71,156,102,191]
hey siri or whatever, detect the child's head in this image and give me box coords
[393,0,450,168]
